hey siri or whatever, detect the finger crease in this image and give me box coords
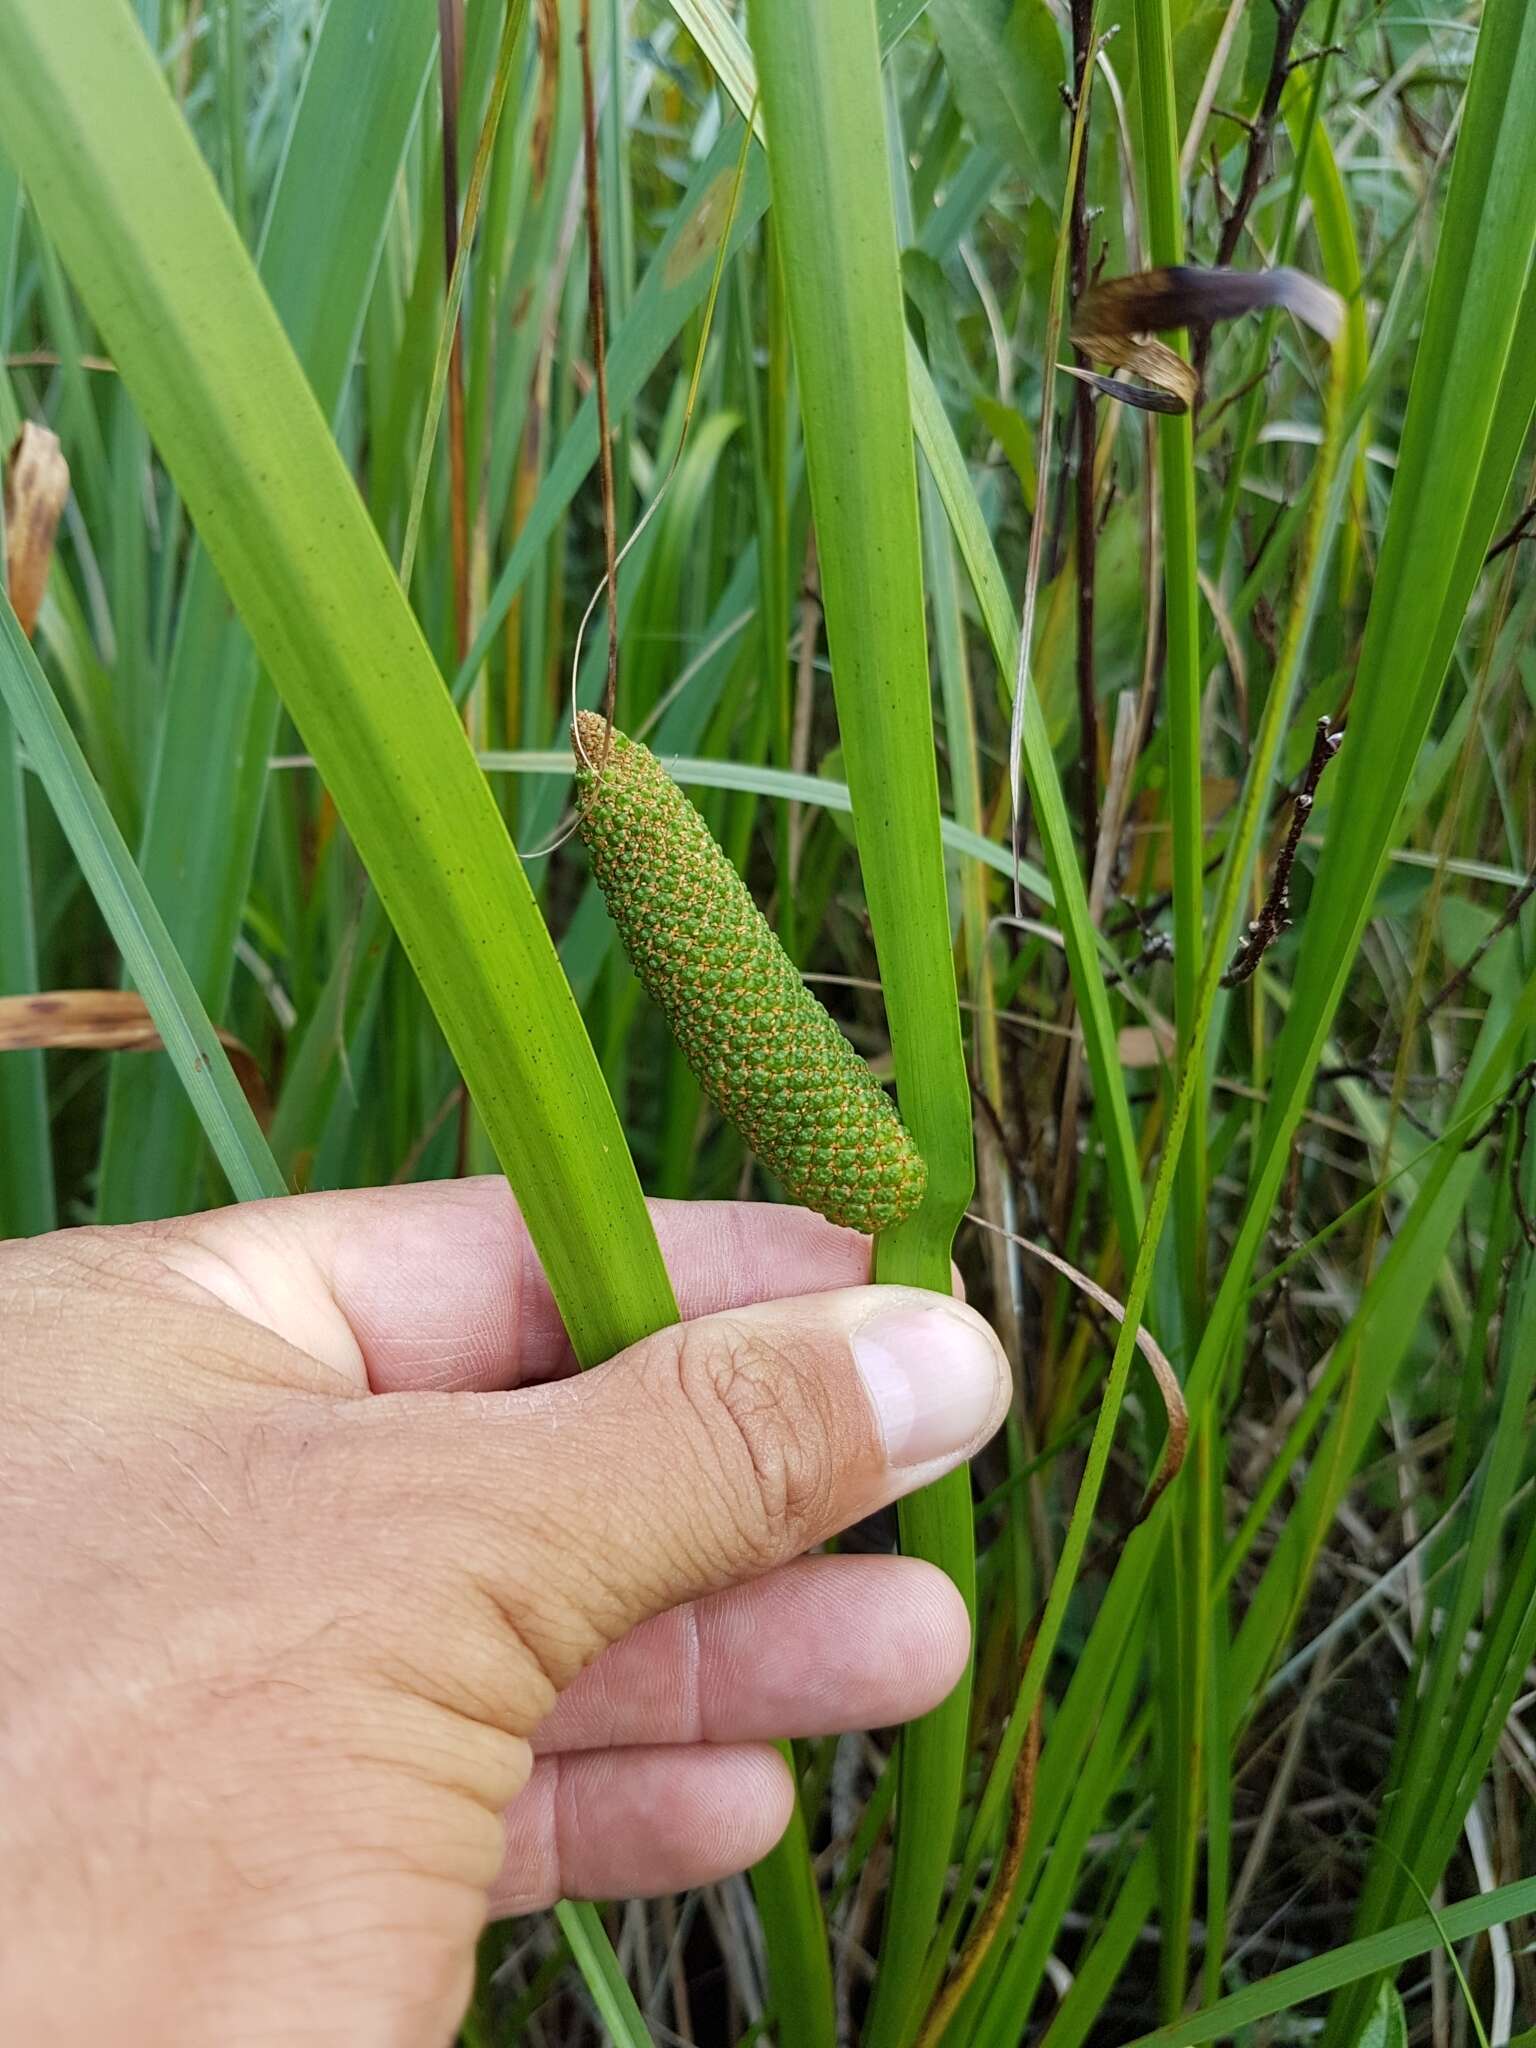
[682,1600,705,1745]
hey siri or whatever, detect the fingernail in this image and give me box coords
[852,1298,1007,1471]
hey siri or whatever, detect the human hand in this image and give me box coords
[0,1181,1009,2046]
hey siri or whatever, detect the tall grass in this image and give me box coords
[3,0,1535,2041]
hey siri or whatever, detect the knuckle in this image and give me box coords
[0,1228,187,1410]
[666,1318,841,1567]
[464,1564,594,1718]
[0,1225,118,1323]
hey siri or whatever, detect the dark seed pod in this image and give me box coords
[572,713,927,1234]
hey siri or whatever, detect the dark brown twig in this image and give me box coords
[1216,0,1308,268]
[1316,1060,1440,1140]
[1192,0,1309,390]
[1244,497,1291,581]
[1210,105,1260,139]
[1287,41,1346,71]
[970,1076,1031,1195]
[1462,1063,1536,1251]
[1423,867,1536,1019]
[1516,1090,1536,1252]
[1485,498,1536,566]
[578,0,620,730]
[1104,929,1173,988]
[1462,1061,1536,1153]
[1222,717,1343,988]
[1202,354,1276,432]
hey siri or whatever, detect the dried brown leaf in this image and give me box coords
[0,990,271,1125]
[4,423,69,637]
[1060,361,1191,414]
[1069,263,1344,413]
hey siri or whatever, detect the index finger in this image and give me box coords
[156,1179,872,1394]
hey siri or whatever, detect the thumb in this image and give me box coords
[452,1285,1012,1689]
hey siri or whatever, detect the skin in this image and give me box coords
[0,1179,1010,2047]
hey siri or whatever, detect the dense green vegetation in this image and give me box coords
[2,0,1534,2039]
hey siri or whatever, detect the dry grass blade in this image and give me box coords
[967,1208,1189,1505]
[916,1204,1189,2042]
[915,1649,1043,2048]
[3,424,68,635]
[0,988,271,1122]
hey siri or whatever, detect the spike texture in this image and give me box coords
[573,713,927,1234]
